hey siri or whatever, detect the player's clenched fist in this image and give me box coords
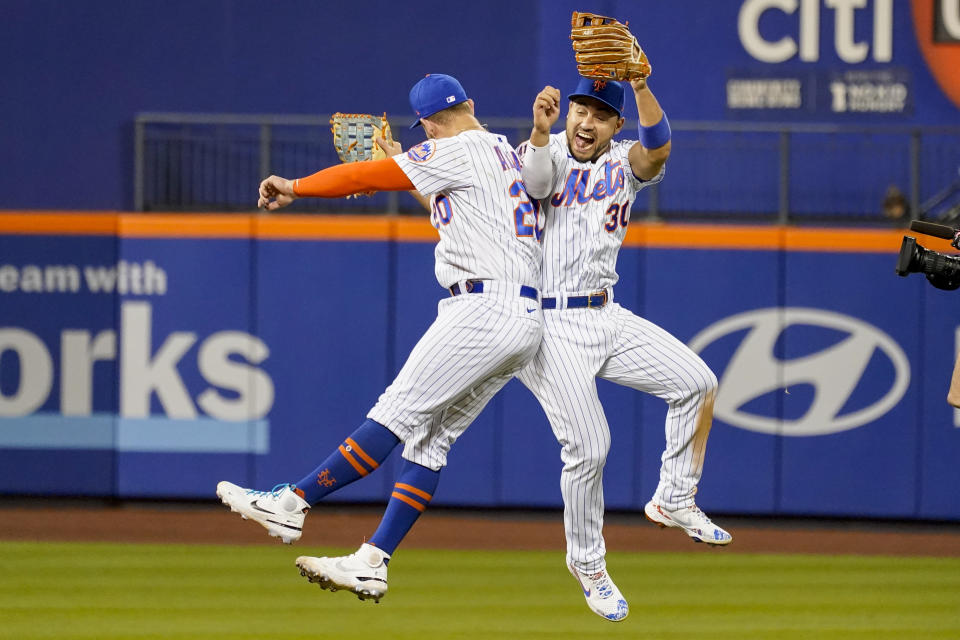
[258,175,297,210]
[533,86,561,135]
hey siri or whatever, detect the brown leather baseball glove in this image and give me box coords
[570,11,651,82]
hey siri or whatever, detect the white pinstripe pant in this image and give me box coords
[516,302,718,573]
[369,284,543,471]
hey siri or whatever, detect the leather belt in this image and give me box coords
[541,289,609,310]
[449,279,539,301]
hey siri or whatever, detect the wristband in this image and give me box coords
[639,113,671,149]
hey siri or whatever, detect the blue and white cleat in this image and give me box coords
[216,481,310,544]
[568,564,629,622]
[644,500,732,546]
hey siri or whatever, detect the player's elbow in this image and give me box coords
[647,140,671,165]
[520,168,552,200]
[524,181,551,200]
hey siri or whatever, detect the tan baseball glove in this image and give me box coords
[570,11,651,82]
[330,112,393,163]
[329,112,393,198]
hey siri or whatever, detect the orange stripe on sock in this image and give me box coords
[338,445,368,476]
[391,491,426,512]
[395,482,432,501]
[345,438,379,470]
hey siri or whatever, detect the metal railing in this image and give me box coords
[134,112,960,225]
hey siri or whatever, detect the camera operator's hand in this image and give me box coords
[949,354,960,409]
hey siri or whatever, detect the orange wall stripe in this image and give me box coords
[119,214,253,238]
[393,215,439,242]
[390,491,427,511]
[0,212,119,235]
[1,212,954,252]
[783,227,956,253]
[256,215,393,241]
[395,482,433,501]
[784,227,892,252]
[635,223,783,250]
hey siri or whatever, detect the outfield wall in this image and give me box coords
[1,212,959,520]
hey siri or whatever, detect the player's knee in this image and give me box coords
[569,451,608,473]
[563,438,610,472]
[684,363,718,404]
[704,368,719,395]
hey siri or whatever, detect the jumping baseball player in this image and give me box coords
[515,75,731,622]
[217,73,544,603]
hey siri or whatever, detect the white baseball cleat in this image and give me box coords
[216,481,309,544]
[568,564,629,622]
[644,500,732,545]
[296,543,389,603]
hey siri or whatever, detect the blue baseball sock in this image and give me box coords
[369,459,441,558]
[295,419,400,505]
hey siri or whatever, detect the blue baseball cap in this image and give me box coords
[409,73,469,129]
[568,77,625,118]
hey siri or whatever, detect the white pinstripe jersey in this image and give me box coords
[393,129,543,290]
[518,132,663,294]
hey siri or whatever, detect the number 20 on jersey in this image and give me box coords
[431,182,543,243]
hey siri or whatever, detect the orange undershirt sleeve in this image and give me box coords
[292,158,415,198]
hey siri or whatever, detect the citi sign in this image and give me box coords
[0,300,274,422]
[689,308,910,436]
[738,0,894,63]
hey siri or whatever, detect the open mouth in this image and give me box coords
[573,131,595,153]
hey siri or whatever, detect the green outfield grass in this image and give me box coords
[1,541,958,639]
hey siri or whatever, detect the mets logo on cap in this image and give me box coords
[407,140,436,163]
[911,0,960,109]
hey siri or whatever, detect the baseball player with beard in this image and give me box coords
[217,73,544,604]
[515,76,731,622]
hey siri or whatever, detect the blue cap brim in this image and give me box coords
[409,119,423,130]
[567,92,623,118]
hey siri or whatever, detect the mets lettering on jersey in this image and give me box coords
[550,161,627,206]
[526,131,663,293]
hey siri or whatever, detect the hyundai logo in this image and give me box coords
[688,308,910,436]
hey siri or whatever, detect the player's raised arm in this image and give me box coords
[257,159,415,210]
[626,78,671,182]
[530,85,560,147]
[521,85,561,200]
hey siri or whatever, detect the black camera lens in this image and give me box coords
[896,235,960,290]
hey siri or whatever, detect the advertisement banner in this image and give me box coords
[2,215,959,521]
